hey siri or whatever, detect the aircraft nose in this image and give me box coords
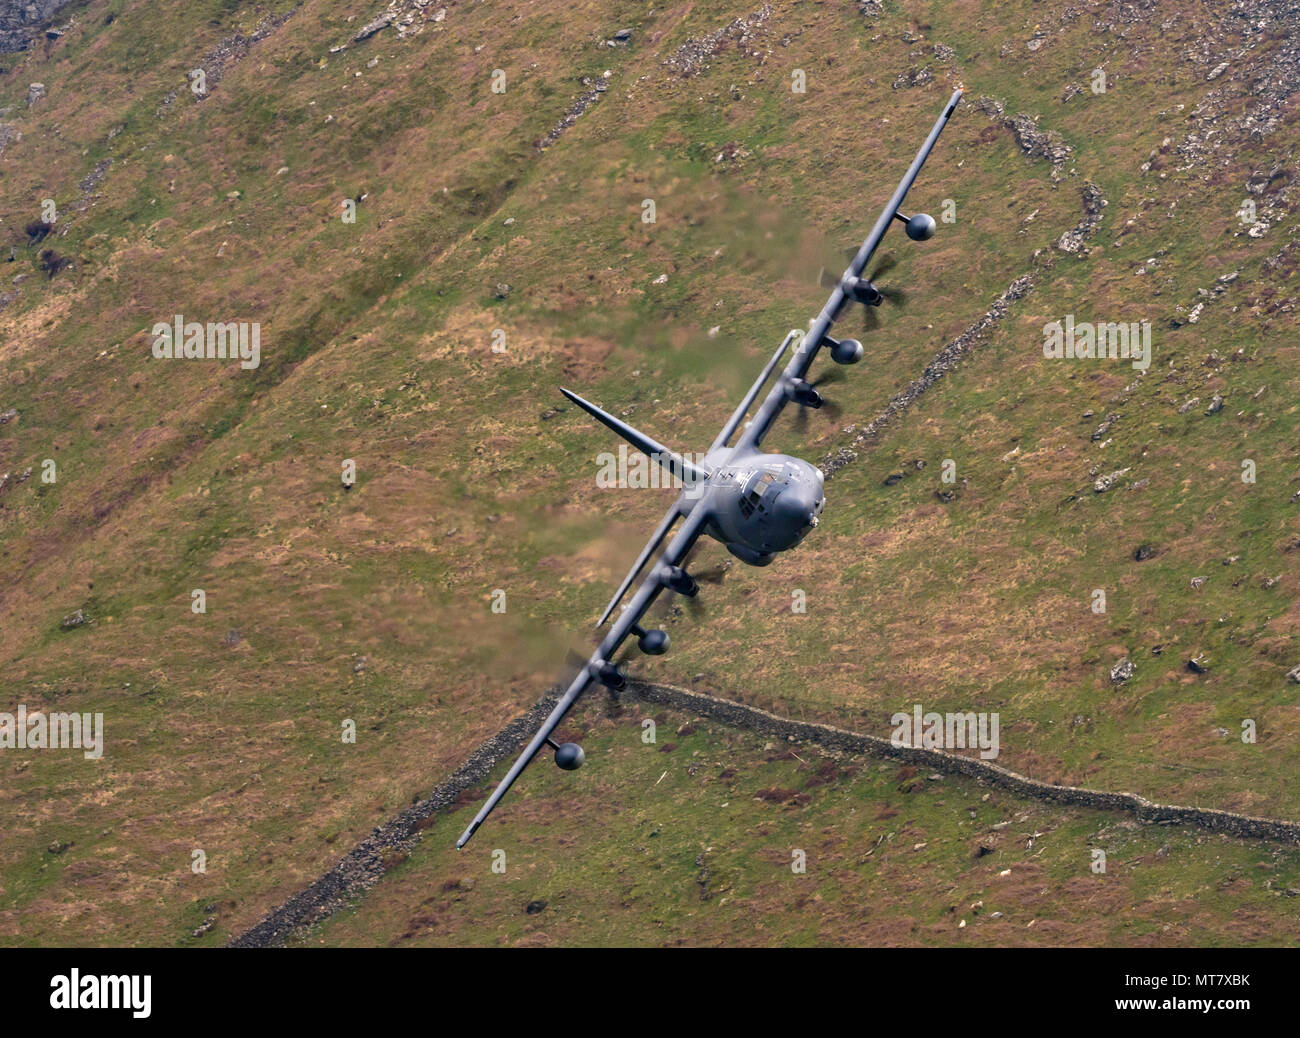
[775,486,820,530]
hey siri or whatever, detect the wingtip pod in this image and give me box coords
[457,816,485,849]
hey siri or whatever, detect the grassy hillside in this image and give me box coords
[307,702,1300,947]
[0,0,1296,945]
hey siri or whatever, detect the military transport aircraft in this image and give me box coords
[457,89,963,849]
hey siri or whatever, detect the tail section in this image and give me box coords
[559,387,709,486]
[710,329,799,452]
[597,505,679,626]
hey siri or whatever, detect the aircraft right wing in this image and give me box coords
[456,502,712,849]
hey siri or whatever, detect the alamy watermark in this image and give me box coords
[1043,315,1151,371]
[890,703,1000,760]
[0,705,103,759]
[50,970,150,1018]
[151,314,261,370]
[596,445,708,497]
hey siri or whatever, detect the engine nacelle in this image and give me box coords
[842,276,883,307]
[662,566,698,597]
[827,336,864,365]
[595,660,626,690]
[785,378,823,408]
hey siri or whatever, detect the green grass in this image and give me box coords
[306,703,1300,947]
[0,0,1296,946]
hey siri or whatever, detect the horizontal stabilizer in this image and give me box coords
[597,505,679,627]
[560,387,708,486]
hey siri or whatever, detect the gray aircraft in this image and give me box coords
[457,88,963,849]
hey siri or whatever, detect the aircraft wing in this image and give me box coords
[736,88,963,452]
[456,502,712,848]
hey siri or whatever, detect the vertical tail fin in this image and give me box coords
[710,330,799,452]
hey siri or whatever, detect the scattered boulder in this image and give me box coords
[1110,658,1136,684]
[354,12,394,42]
[664,4,773,78]
[60,609,87,630]
[1091,413,1120,441]
[1004,111,1071,181]
[1056,182,1108,255]
[892,65,934,90]
[1093,468,1130,493]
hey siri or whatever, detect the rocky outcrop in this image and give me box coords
[664,4,773,78]
[0,0,72,53]
[973,97,1071,182]
[194,10,296,99]
[1056,181,1107,255]
[350,0,448,44]
[1174,0,1300,174]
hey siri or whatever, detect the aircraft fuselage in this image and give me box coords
[694,449,825,564]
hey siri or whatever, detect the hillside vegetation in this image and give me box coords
[0,0,1297,945]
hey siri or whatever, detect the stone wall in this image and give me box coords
[626,680,1300,844]
[229,690,562,947]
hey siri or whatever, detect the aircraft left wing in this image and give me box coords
[456,502,712,848]
[736,88,962,452]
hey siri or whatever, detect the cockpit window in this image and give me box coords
[740,472,777,517]
[746,472,777,505]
